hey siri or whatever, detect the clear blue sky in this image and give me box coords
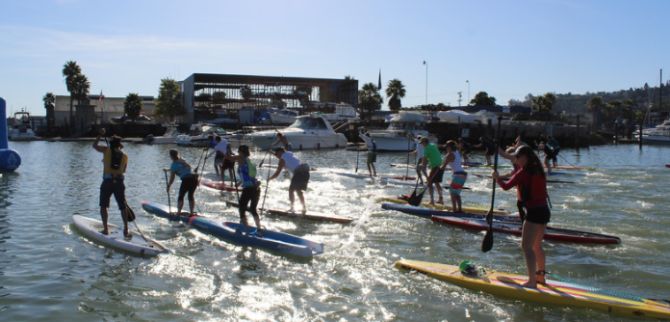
[1,0,668,116]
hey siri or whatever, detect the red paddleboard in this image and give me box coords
[200,178,240,192]
[431,216,621,245]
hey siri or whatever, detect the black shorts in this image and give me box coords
[430,167,444,183]
[367,151,377,163]
[178,175,198,201]
[289,164,310,191]
[100,178,126,210]
[525,205,551,224]
[221,159,234,170]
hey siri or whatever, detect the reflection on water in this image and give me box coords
[0,142,669,321]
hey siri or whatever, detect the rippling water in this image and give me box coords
[1,142,669,321]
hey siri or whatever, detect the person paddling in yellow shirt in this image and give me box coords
[92,128,130,238]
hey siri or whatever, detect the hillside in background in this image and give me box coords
[511,81,670,115]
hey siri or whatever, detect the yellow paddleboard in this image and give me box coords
[377,197,509,216]
[395,259,670,319]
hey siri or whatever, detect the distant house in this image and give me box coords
[53,94,157,127]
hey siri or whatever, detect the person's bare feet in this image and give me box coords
[522,281,537,289]
[100,230,109,235]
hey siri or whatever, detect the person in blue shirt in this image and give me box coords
[226,145,263,232]
[166,149,198,215]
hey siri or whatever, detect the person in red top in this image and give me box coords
[492,145,550,288]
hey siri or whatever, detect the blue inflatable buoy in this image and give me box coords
[0,97,21,172]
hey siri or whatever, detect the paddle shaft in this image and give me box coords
[355,142,360,173]
[482,116,502,252]
[405,134,411,179]
[163,170,172,213]
[260,150,272,217]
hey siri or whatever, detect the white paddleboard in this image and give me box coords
[72,215,168,257]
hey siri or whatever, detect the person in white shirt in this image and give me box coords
[269,148,310,214]
[213,136,234,182]
[439,140,468,212]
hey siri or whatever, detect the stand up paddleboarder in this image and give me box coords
[165,149,198,216]
[269,147,310,214]
[92,129,130,238]
[493,145,550,288]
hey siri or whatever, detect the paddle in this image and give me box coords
[354,141,360,173]
[482,116,503,253]
[163,169,172,214]
[404,134,411,180]
[259,149,273,217]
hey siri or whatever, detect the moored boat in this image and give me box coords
[359,112,430,152]
[247,114,347,150]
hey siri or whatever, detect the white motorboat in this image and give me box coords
[8,110,38,141]
[436,109,495,124]
[143,124,181,144]
[176,123,226,147]
[641,119,670,144]
[321,103,359,123]
[247,114,347,150]
[359,112,429,152]
[269,108,299,125]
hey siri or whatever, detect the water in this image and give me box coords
[1,142,669,321]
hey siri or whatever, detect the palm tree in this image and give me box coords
[358,83,383,122]
[62,61,81,128]
[43,92,56,132]
[72,74,90,106]
[385,79,406,112]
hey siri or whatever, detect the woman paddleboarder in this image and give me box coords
[227,145,263,233]
[269,147,310,214]
[492,145,550,288]
[166,149,198,216]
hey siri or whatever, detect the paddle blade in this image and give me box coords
[481,229,493,252]
[407,188,425,206]
[126,205,136,222]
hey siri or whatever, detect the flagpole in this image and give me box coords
[423,61,428,104]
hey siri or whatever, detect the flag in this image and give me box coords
[377,69,382,90]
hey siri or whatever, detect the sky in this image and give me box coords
[1,0,669,116]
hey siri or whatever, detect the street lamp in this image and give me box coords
[466,80,470,105]
[423,60,428,104]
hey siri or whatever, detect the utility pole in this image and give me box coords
[457,91,462,107]
[466,80,471,105]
